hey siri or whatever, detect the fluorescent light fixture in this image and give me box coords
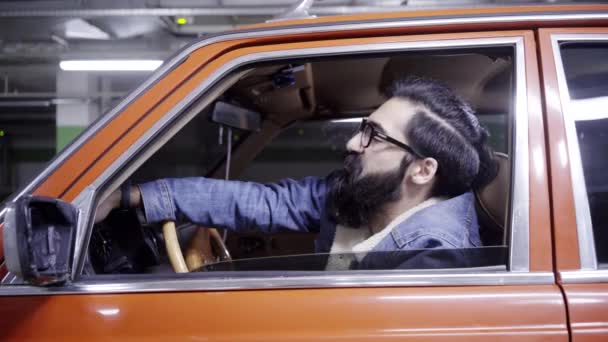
[331,118,364,123]
[60,60,163,71]
[571,96,608,121]
[64,19,110,40]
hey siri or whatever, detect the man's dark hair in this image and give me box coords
[384,76,498,198]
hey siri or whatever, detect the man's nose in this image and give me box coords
[346,132,364,153]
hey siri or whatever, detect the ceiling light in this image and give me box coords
[59,60,163,71]
[64,19,110,40]
[331,118,364,123]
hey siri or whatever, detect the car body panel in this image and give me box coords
[523,30,553,272]
[0,285,567,341]
[0,6,607,341]
[561,284,608,341]
[538,26,608,342]
[538,27,583,271]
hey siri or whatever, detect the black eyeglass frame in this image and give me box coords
[358,118,426,159]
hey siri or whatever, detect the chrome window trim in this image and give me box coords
[1,272,21,286]
[0,11,605,219]
[550,34,608,271]
[60,36,530,285]
[510,36,530,272]
[0,271,554,296]
[561,270,608,284]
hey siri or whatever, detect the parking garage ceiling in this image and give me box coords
[0,0,596,96]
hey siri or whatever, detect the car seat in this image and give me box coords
[475,152,509,246]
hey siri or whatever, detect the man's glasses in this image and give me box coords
[358,118,426,159]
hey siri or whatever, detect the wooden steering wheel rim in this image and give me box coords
[162,221,231,273]
[162,221,189,273]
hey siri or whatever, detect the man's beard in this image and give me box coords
[327,153,411,229]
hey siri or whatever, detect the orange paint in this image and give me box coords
[0,285,567,341]
[538,26,608,271]
[538,27,608,342]
[523,31,553,272]
[537,28,585,271]
[562,284,608,342]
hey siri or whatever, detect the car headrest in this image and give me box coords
[475,152,509,246]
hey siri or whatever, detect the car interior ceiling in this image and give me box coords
[89,48,513,275]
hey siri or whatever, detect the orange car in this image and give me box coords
[0,4,607,341]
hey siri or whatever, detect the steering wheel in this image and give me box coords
[162,221,231,272]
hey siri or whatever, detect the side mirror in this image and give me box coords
[211,101,262,132]
[3,196,78,286]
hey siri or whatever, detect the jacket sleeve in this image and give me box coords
[137,176,328,234]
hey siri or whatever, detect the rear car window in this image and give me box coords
[560,42,608,265]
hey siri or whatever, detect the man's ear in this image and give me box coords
[410,157,438,185]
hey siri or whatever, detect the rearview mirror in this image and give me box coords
[211,101,262,132]
[3,196,78,286]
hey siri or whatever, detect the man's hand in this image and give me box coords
[94,189,121,224]
[94,186,143,224]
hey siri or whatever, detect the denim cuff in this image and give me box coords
[138,179,176,223]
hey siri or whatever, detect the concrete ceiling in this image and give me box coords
[0,0,590,99]
[0,0,584,57]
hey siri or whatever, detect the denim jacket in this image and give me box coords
[138,175,482,268]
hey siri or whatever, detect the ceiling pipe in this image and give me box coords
[267,0,316,22]
[0,91,126,99]
[0,6,417,17]
[0,113,55,120]
[0,0,576,18]
[0,100,52,107]
[0,91,129,108]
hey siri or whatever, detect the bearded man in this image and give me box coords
[95,76,498,269]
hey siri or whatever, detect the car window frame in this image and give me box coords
[547,30,608,283]
[1,31,553,294]
[81,35,530,281]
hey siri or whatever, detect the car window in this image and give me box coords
[86,45,515,277]
[560,42,608,265]
[239,119,358,183]
[129,107,245,184]
[240,116,508,184]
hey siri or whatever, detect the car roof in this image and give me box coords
[238,4,608,30]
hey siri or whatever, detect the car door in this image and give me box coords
[0,16,567,341]
[539,27,608,341]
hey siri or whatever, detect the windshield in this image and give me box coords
[129,108,249,183]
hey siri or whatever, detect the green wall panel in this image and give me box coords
[56,126,84,152]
